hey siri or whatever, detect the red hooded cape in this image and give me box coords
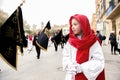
[68,14,105,80]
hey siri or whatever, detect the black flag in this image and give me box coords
[62,33,69,44]
[51,29,63,46]
[0,6,25,70]
[36,21,51,51]
[16,7,27,53]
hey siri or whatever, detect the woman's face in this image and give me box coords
[71,18,82,35]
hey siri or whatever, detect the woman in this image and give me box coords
[62,14,105,80]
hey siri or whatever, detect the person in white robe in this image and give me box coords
[62,14,105,80]
[117,31,120,54]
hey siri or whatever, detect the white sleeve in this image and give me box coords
[80,41,105,80]
[117,36,119,43]
[62,42,71,71]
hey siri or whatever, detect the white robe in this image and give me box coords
[62,41,105,80]
[117,35,120,49]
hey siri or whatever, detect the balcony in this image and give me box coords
[106,2,115,17]
[106,1,120,19]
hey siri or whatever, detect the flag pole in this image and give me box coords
[19,0,25,7]
[16,0,26,55]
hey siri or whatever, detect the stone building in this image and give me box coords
[92,0,120,44]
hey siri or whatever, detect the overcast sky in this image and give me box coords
[0,0,96,27]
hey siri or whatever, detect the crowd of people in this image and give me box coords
[1,13,120,80]
[95,29,120,55]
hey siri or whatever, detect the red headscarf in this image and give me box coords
[68,14,105,80]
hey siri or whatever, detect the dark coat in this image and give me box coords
[109,33,117,45]
[33,35,39,46]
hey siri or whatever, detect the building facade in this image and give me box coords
[95,0,120,44]
[91,13,97,32]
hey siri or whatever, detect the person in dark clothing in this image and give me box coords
[51,31,61,52]
[109,31,117,55]
[96,30,103,44]
[33,30,41,59]
[54,42,58,51]
[51,36,58,51]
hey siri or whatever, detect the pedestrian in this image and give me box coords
[29,34,33,41]
[109,31,117,55]
[51,31,62,52]
[27,34,33,51]
[51,34,58,52]
[62,14,105,80]
[117,31,120,54]
[96,30,103,44]
[33,30,41,59]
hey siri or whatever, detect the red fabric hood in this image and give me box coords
[68,14,97,51]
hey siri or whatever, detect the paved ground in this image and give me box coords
[102,44,120,80]
[0,42,120,80]
[0,42,65,80]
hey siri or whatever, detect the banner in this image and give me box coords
[36,21,51,51]
[51,29,63,46]
[62,33,69,44]
[16,7,27,53]
[0,6,25,70]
